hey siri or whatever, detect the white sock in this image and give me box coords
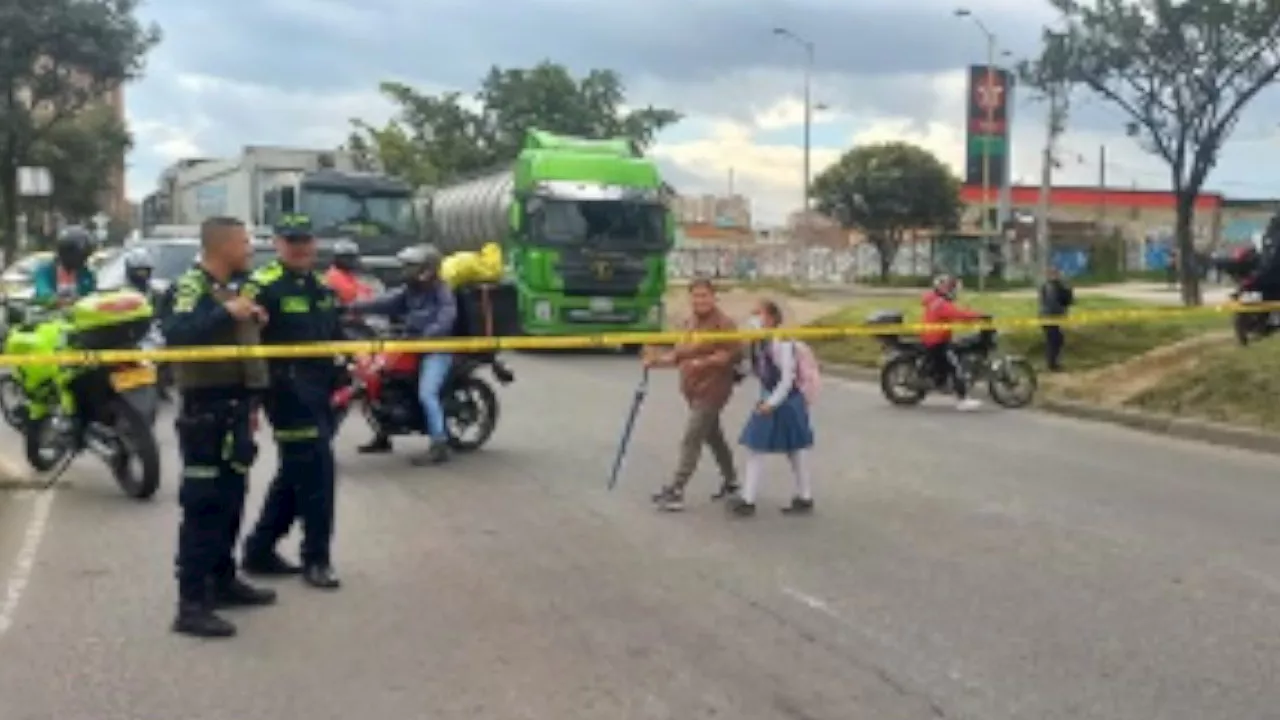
[786,450,813,500]
[741,453,765,504]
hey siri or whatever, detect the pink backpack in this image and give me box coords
[773,340,821,405]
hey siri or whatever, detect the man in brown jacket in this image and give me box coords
[645,277,742,511]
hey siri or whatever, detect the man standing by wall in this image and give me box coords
[646,278,742,512]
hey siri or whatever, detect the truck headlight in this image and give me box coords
[647,305,662,325]
[534,300,552,321]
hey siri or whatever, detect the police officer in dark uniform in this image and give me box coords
[240,214,345,590]
[164,216,276,639]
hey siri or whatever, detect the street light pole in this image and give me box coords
[773,27,815,212]
[773,27,816,285]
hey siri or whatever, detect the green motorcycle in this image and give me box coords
[3,289,162,499]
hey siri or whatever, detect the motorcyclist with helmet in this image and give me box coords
[32,226,98,306]
[346,243,457,465]
[920,274,986,411]
[323,239,373,305]
[123,247,155,296]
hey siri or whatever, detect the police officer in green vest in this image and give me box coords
[240,214,346,590]
[163,216,276,639]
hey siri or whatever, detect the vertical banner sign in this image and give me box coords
[964,65,1013,191]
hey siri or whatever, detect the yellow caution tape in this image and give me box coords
[0,300,1272,367]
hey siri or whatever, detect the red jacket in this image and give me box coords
[920,290,983,347]
[324,267,372,305]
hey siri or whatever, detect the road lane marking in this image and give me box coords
[0,489,55,637]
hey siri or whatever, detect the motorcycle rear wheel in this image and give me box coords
[879,355,927,407]
[445,376,498,451]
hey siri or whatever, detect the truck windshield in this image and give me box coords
[532,200,667,250]
[302,188,416,236]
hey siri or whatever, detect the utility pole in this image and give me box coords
[773,26,816,285]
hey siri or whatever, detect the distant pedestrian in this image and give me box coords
[727,299,815,517]
[645,277,742,512]
[1039,267,1073,372]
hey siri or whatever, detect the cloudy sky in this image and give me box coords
[126,0,1280,224]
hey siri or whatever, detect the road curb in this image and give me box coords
[824,362,1280,456]
[1037,398,1280,454]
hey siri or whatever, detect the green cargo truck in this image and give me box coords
[419,130,672,336]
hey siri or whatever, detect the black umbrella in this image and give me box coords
[607,366,649,490]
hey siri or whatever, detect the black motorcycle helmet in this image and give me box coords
[395,243,443,286]
[333,239,361,272]
[55,226,94,271]
[123,247,154,292]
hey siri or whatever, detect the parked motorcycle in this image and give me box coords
[1,288,162,498]
[867,310,1037,409]
[331,317,514,452]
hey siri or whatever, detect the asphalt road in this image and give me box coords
[1,354,1279,720]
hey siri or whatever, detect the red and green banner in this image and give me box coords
[964,65,1012,189]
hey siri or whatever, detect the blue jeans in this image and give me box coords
[418,353,452,440]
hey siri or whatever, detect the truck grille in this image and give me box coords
[558,252,647,297]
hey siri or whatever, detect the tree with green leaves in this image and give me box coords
[1023,0,1280,305]
[812,142,961,279]
[347,61,682,186]
[0,0,160,258]
[28,104,132,220]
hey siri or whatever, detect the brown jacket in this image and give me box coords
[673,308,741,410]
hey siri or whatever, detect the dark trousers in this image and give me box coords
[1043,325,1064,370]
[245,385,336,567]
[175,397,256,603]
[924,343,967,398]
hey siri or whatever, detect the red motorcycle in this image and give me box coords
[330,317,514,451]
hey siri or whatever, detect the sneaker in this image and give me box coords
[726,496,756,517]
[781,497,814,515]
[655,486,685,512]
[956,398,982,412]
[711,481,740,501]
[410,443,450,467]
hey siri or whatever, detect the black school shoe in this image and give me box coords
[781,497,814,515]
[726,496,756,517]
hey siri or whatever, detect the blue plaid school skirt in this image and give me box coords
[739,389,814,453]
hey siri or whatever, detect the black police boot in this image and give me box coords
[171,601,236,638]
[302,564,341,590]
[214,575,278,608]
[358,434,392,454]
[241,549,302,577]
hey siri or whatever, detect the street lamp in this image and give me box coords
[772,27,814,213]
[954,7,1005,290]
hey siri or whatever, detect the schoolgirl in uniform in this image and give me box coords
[728,299,815,517]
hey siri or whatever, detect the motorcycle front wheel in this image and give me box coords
[987,357,1037,409]
[23,413,75,486]
[106,398,161,500]
[444,376,499,451]
[0,374,26,429]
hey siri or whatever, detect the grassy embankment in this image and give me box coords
[808,293,1222,372]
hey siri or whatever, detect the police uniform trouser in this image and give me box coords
[246,381,336,567]
[175,398,257,602]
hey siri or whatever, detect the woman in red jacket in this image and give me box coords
[920,275,985,411]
